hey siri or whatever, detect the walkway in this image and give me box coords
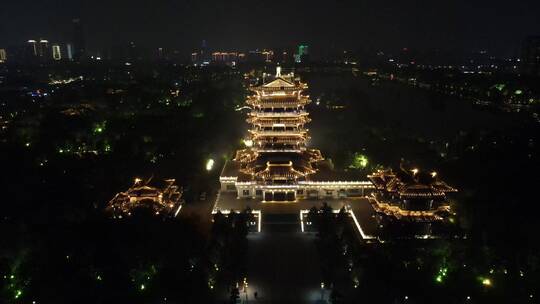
[242,214,327,303]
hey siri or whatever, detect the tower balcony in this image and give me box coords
[251,86,306,94]
[255,142,306,151]
[251,130,308,137]
[249,124,308,134]
[251,111,308,118]
[247,117,311,125]
[254,136,308,146]
[246,97,310,108]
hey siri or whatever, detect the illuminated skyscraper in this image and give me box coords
[66,43,74,61]
[0,49,6,63]
[38,39,49,58]
[298,45,308,56]
[52,44,62,60]
[157,47,164,60]
[212,52,238,64]
[200,39,208,63]
[191,52,199,63]
[28,40,38,56]
[295,44,309,63]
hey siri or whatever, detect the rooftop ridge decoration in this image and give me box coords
[261,77,296,88]
[367,167,457,223]
[106,177,184,218]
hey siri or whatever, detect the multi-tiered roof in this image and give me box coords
[368,169,457,199]
[247,71,311,152]
[234,68,323,184]
[107,178,184,218]
[368,168,457,222]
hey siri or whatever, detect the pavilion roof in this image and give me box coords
[106,178,183,217]
[236,151,322,180]
[368,169,457,198]
[262,77,296,88]
[250,77,307,92]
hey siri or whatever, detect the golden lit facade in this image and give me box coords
[247,70,311,152]
[368,168,457,223]
[107,178,184,218]
[220,68,372,202]
[0,49,6,63]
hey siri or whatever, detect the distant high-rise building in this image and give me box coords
[66,43,74,61]
[0,49,6,63]
[72,18,86,60]
[295,44,309,63]
[298,45,309,56]
[522,36,540,76]
[212,51,239,65]
[198,40,211,64]
[127,41,137,61]
[52,44,62,60]
[28,40,38,56]
[157,47,165,60]
[191,41,211,65]
[237,53,246,62]
[38,39,49,58]
[191,52,199,63]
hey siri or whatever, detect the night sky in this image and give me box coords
[1,0,539,55]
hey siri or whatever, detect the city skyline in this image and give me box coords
[1,0,539,56]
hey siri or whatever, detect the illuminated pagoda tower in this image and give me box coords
[220,67,370,202]
[368,167,457,236]
[107,178,184,218]
[246,67,313,153]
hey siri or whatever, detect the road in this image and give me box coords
[243,214,327,303]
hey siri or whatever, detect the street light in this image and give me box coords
[206,159,215,171]
[243,277,248,303]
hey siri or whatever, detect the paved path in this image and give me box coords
[215,193,379,237]
[211,193,380,303]
[242,214,328,303]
